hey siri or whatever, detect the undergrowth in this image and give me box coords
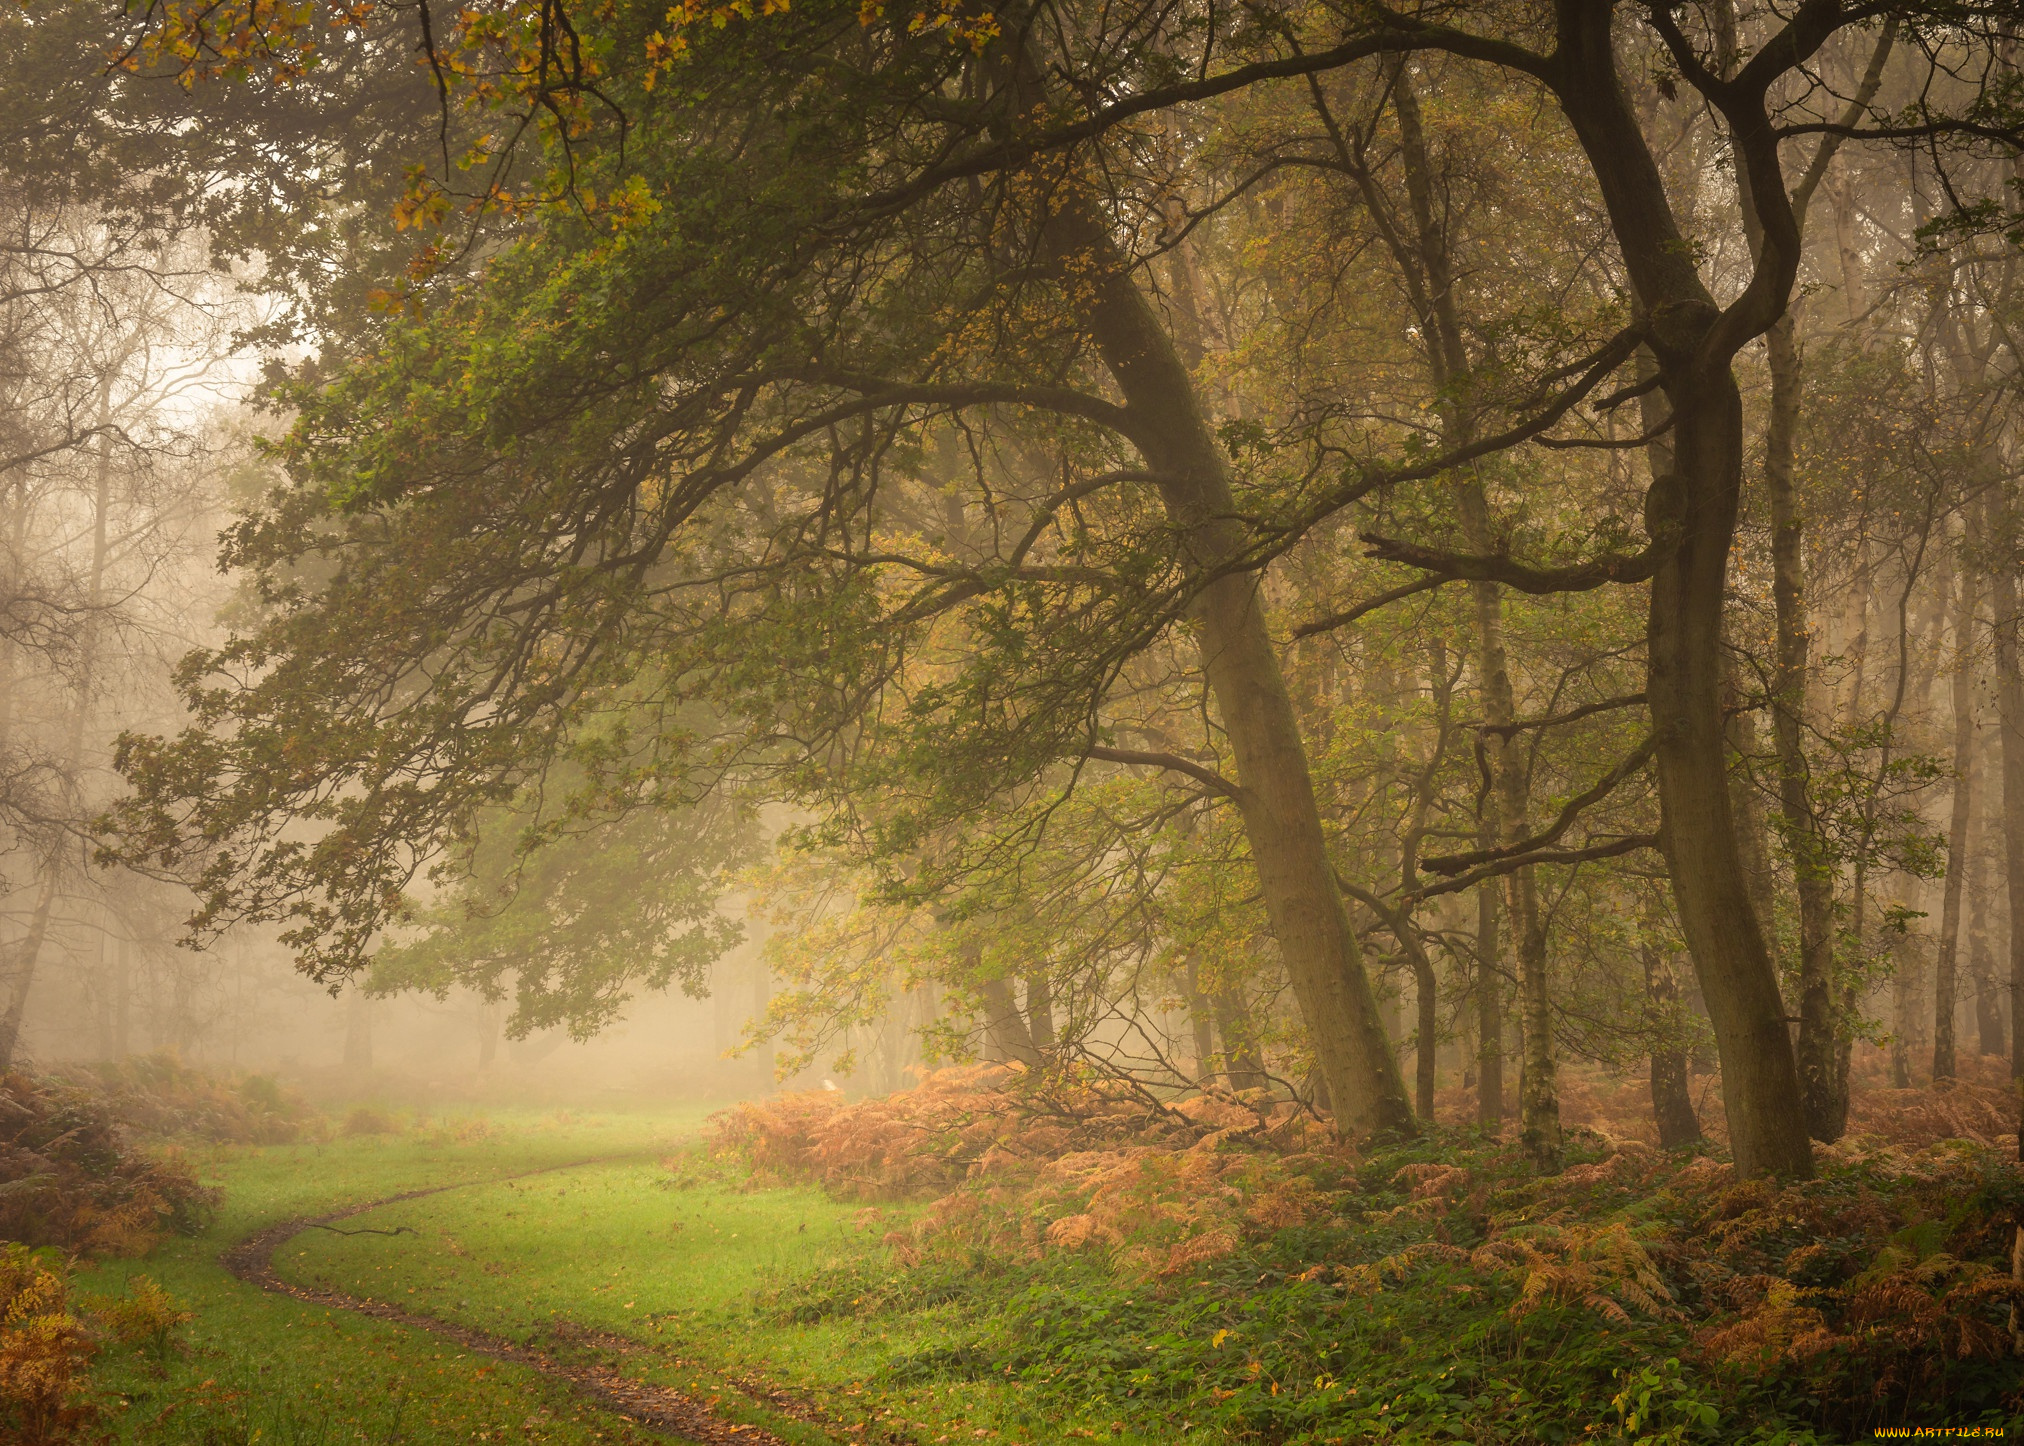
[52,1055,316,1147]
[721,1069,2024,1443]
[0,1243,192,1445]
[0,1071,219,1256]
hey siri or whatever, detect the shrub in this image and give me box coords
[721,1069,2024,1442]
[340,1105,402,1136]
[54,1055,316,1146]
[0,1245,191,1445]
[0,1073,218,1256]
[0,1246,95,1446]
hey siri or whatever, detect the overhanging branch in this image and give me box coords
[1083,746,1243,800]
[1409,834,1660,901]
[1358,536,1660,595]
[1421,733,1658,876]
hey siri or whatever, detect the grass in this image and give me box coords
[66,1105,2022,1446]
[278,1149,1187,1444]
[77,1106,719,1445]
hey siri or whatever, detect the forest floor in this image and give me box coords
[41,1072,2024,1446]
[72,1103,1185,1446]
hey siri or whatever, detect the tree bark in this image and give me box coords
[0,376,117,1071]
[1413,950,1438,1123]
[1211,986,1269,1092]
[1934,546,1980,1080]
[1183,955,1218,1082]
[1762,310,1843,1139]
[1385,70,1511,1137]
[1511,869,1561,1169]
[978,973,1040,1067]
[1643,942,1703,1149]
[1476,874,1504,1129]
[1024,971,1055,1052]
[1041,199,1415,1136]
[1973,846,2006,1056]
[0,873,59,1070]
[1553,19,1815,1176]
[1989,498,2024,1096]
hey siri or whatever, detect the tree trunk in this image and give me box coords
[1042,199,1414,1136]
[1723,673,1778,941]
[1024,972,1055,1052]
[1211,986,1269,1092]
[1974,846,2006,1056]
[0,378,118,1069]
[1390,70,1506,1137]
[0,873,59,1070]
[1990,502,2024,1096]
[1184,956,1217,1082]
[1511,870,1561,1169]
[978,974,1039,1068]
[1643,942,1703,1148]
[1935,548,1980,1080]
[1413,951,1438,1124]
[1552,0,1815,1178]
[1644,366,1814,1179]
[1763,310,1843,1139]
[1889,890,1923,1089]
[1476,876,1504,1129]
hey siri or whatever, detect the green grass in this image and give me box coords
[276,1148,1193,1445]
[79,1109,2017,1446]
[78,1106,719,1445]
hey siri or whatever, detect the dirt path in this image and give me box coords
[220,1163,844,1446]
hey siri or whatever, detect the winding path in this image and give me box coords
[220,1163,841,1445]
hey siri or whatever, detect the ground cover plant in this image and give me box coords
[708,1070,2024,1443]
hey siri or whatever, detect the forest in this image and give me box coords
[3,0,2024,1440]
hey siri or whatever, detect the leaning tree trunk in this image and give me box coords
[1934,546,1980,1081]
[1041,197,1415,1137]
[1644,363,1815,1179]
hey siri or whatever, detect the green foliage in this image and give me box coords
[367,777,756,1039]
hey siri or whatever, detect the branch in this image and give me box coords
[845,18,1556,224]
[1357,536,1659,595]
[1335,873,1434,970]
[1420,733,1658,875]
[1480,692,1647,738]
[1083,746,1243,800]
[778,369,1145,447]
[1409,834,1659,901]
[1789,18,1898,225]
[1290,575,1455,639]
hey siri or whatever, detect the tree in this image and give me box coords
[104,0,2024,1174]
